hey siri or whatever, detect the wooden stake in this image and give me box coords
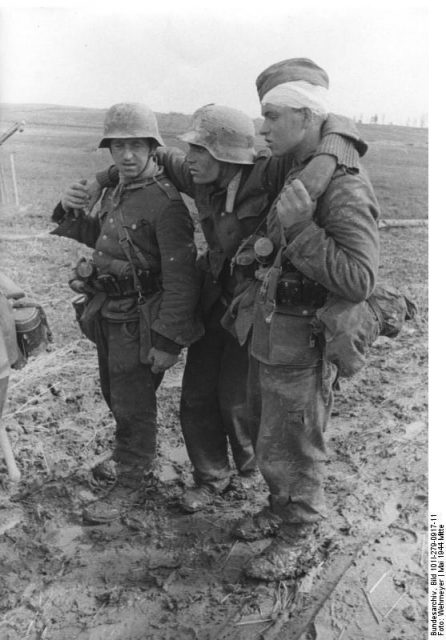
[0,162,7,204]
[10,153,19,206]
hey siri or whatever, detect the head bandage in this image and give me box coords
[261,80,330,116]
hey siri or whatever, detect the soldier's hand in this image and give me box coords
[299,154,336,200]
[147,348,179,374]
[61,179,90,213]
[61,179,102,215]
[276,179,316,229]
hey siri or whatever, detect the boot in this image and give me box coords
[82,463,147,525]
[244,523,318,581]
[92,459,117,483]
[179,484,218,513]
[232,506,282,541]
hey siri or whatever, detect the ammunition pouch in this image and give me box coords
[276,272,327,309]
[93,270,160,298]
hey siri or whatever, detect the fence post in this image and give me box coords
[0,161,8,204]
[10,153,19,207]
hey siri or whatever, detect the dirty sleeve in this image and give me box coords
[50,203,101,248]
[150,201,203,347]
[283,169,380,302]
[155,147,196,198]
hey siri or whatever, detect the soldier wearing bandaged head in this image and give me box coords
[234,59,380,581]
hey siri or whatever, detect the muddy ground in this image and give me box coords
[0,222,428,640]
[0,116,428,640]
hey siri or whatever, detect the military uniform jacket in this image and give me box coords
[51,172,202,351]
[97,114,365,308]
[249,159,381,367]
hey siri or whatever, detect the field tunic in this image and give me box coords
[248,157,380,526]
[97,113,365,309]
[51,173,202,467]
[51,173,202,352]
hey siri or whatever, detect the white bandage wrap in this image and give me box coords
[261,80,330,116]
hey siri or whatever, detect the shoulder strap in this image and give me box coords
[153,175,182,201]
[115,210,150,301]
[115,209,150,271]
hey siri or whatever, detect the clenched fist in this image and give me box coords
[61,178,102,214]
[147,348,179,374]
[276,178,316,230]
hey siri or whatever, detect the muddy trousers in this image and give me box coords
[95,318,163,467]
[247,357,334,524]
[180,301,256,490]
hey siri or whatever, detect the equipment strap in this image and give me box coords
[115,209,150,302]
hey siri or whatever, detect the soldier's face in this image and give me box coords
[259,105,307,156]
[186,144,220,184]
[110,138,152,179]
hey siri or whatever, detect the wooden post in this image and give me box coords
[10,153,19,207]
[0,161,8,204]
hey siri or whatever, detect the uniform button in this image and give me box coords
[165,183,170,187]
[103,234,107,240]
[132,224,136,230]
[302,309,308,315]
[98,251,103,256]
[109,218,114,223]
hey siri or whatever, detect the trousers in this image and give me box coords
[180,300,256,490]
[95,318,163,467]
[247,356,334,524]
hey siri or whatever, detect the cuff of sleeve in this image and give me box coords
[151,331,182,355]
[51,202,67,223]
[315,134,360,172]
[51,202,76,223]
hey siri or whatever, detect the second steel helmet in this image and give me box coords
[179,104,256,165]
[98,103,164,149]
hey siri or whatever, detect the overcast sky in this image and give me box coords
[0,1,429,126]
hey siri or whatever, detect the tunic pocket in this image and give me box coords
[251,302,321,367]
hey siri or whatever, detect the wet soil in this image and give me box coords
[0,226,428,639]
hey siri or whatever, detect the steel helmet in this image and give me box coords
[98,103,164,149]
[180,104,256,164]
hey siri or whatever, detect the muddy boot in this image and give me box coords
[232,506,282,541]
[92,459,117,483]
[229,468,263,494]
[81,499,122,525]
[244,523,318,581]
[179,484,217,513]
[82,463,146,525]
[116,462,147,489]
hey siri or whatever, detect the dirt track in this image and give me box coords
[0,222,428,640]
